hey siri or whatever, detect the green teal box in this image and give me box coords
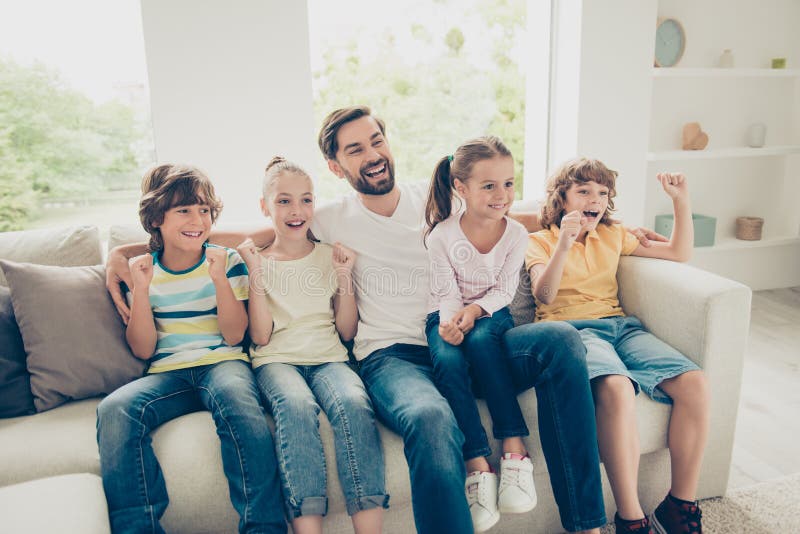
[654,213,716,247]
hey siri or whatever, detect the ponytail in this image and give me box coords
[424,156,457,243]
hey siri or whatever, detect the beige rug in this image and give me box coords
[601,472,800,533]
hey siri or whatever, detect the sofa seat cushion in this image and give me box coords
[0,398,102,487]
[0,473,110,534]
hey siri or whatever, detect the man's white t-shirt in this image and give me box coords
[311,181,430,360]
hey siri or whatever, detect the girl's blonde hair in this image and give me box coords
[540,158,618,228]
[424,135,512,240]
[139,164,222,252]
[262,156,313,198]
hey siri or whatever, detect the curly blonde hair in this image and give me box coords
[540,158,618,228]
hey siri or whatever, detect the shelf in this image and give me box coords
[653,68,800,78]
[693,236,800,252]
[647,145,800,161]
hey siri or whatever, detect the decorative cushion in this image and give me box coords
[0,286,35,418]
[108,224,149,253]
[0,225,102,286]
[509,267,536,327]
[0,261,146,412]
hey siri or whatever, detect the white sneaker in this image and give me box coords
[498,454,537,514]
[465,470,500,532]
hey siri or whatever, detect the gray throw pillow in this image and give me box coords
[0,286,35,418]
[509,267,536,327]
[0,261,146,412]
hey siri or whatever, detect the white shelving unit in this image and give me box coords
[647,1,800,290]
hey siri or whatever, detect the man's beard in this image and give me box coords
[344,158,396,196]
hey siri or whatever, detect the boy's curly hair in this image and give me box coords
[540,158,618,228]
[139,164,223,252]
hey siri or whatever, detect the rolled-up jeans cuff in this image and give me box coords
[492,427,530,440]
[346,494,390,516]
[287,496,327,518]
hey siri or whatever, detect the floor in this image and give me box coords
[728,286,800,489]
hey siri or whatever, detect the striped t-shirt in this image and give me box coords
[138,244,249,373]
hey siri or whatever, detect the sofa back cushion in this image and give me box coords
[0,226,102,286]
[0,286,35,418]
[0,261,146,412]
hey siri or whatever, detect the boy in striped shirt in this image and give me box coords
[96,164,285,534]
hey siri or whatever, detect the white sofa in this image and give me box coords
[0,224,752,533]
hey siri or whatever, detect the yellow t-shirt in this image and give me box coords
[525,224,640,322]
[249,243,349,367]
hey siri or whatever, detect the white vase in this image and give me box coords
[747,123,766,148]
[719,49,735,68]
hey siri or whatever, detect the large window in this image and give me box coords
[307,0,528,199]
[0,0,155,234]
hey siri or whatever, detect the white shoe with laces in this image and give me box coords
[465,470,500,532]
[498,453,537,514]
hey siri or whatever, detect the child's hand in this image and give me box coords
[332,242,357,275]
[451,304,482,335]
[128,254,154,290]
[206,247,228,282]
[657,172,688,201]
[557,210,584,251]
[236,238,261,267]
[439,321,464,346]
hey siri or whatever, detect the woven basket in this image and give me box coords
[735,217,764,241]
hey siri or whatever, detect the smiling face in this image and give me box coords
[327,116,396,196]
[562,180,610,232]
[455,156,515,222]
[156,202,212,257]
[261,171,315,241]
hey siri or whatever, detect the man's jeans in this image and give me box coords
[96,360,286,534]
[358,344,473,534]
[504,321,606,532]
[255,362,388,518]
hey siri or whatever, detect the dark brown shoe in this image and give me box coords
[651,494,703,534]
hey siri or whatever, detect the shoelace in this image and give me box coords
[681,504,703,534]
[466,480,480,506]
[499,466,525,493]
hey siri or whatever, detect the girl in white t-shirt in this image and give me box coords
[237,157,387,534]
[423,136,534,533]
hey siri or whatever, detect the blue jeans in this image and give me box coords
[504,321,606,532]
[568,316,701,404]
[358,344,473,534]
[426,307,528,460]
[255,362,388,519]
[96,359,286,534]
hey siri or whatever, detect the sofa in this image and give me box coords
[0,223,752,534]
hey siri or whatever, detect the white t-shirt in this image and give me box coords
[311,181,430,360]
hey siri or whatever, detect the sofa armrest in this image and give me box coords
[617,256,752,497]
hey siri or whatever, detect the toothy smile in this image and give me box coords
[286,220,305,228]
[489,203,507,210]
[363,162,387,178]
[583,210,600,218]
[181,231,203,238]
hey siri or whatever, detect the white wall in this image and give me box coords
[549,0,658,226]
[140,0,316,225]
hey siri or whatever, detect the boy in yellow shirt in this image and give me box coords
[526,158,709,534]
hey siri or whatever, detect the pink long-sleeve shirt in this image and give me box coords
[427,214,528,322]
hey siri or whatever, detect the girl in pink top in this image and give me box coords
[423,136,534,533]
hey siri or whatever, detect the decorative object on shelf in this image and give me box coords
[654,18,685,68]
[718,49,735,68]
[771,57,787,69]
[655,213,716,247]
[735,216,764,241]
[682,122,709,150]
[747,123,767,148]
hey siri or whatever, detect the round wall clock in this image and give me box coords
[654,18,685,67]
